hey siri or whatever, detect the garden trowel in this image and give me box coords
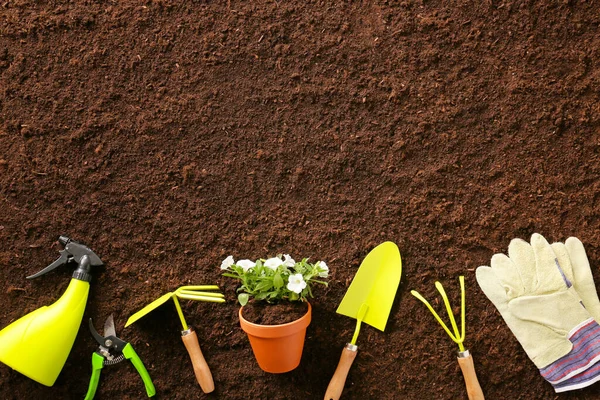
[324,242,402,400]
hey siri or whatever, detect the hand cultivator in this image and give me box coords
[411,276,484,400]
[125,285,225,393]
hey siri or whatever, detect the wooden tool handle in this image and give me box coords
[324,344,358,400]
[181,328,215,393]
[457,352,484,400]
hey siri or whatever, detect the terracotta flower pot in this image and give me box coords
[239,302,312,373]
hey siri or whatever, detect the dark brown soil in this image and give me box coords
[241,300,309,325]
[2,1,600,399]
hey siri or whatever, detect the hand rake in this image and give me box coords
[125,285,225,393]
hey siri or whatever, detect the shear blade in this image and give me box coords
[103,314,117,338]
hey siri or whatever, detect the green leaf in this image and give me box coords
[238,293,249,306]
[254,292,269,300]
[273,272,284,288]
[255,280,273,292]
[306,285,313,298]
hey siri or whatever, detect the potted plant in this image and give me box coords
[220,254,328,373]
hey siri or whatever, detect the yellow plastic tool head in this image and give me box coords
[336,242,402,332]
[411,276,466,351]
[125,291,175,328]
[125,285,225,329]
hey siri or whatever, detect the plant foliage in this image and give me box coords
[221,255,328,306]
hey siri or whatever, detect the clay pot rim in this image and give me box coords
[239,301,312,330]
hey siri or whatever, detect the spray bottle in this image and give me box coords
[0,236,103,386]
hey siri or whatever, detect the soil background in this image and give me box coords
[2,1,600,399]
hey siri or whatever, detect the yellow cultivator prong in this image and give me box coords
[411,276,466,352]
[176,286,225,303]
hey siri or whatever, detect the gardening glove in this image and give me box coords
[546,237,600,391]
[476,233,600,392]
[551,237,600,322]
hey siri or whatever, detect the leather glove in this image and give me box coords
[477,233,600,392]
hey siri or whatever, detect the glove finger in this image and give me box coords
[551,242,574,287]
[566,237,600,321]
[490,253,523,299]
[476,265,509,309]
[508,237,536,292]
[530,233,568,292]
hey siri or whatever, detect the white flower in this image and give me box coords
[318,261,329,278]
[282,254,296,268]
[287,273,307,294]
[221,255,234,270]
[237,259,256,272]
[264,257,283,270]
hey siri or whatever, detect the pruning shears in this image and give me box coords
[85,314,156,400]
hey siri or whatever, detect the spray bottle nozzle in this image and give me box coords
[26,236,104,282]
[58,235,70,246]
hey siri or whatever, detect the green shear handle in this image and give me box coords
[84,343,155,400]
[123,344,156,397]
[84,353,104,400]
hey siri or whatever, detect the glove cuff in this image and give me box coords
[539,318,600,391]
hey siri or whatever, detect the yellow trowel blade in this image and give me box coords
[125,291,175,328]
[336,241,402,332]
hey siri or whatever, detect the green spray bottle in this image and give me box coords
[0,236,103,386]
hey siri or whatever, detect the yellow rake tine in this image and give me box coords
[178,293,225,302]
[410,290,459,342]
[178,289,224,298]
[436,281,462,343]
[460,276,466,343]
[411,276,467,352]
[179,285,221,291]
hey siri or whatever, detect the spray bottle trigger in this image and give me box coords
[25,236,103,281]
[26,250,70,279]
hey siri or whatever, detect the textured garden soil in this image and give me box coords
[242,300,309,325]
[2,1,600,399]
